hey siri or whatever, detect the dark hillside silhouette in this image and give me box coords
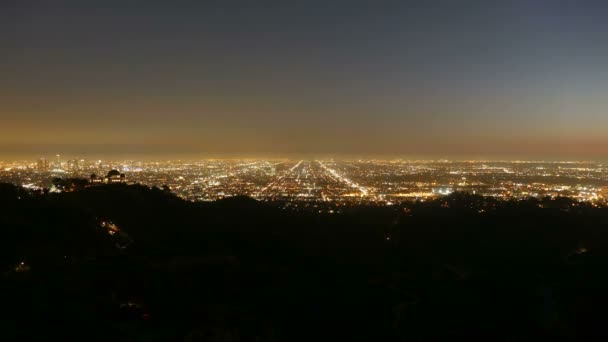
[1,182,608,340]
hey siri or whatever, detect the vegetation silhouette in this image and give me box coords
[1,182,608,340]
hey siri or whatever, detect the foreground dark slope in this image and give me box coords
[2,183,608,340]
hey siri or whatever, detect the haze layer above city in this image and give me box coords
[2,1,608,160]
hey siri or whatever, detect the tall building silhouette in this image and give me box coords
[37,158,49,171]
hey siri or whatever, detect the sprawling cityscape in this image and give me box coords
[6,1,608,340]
[2,156,607,205]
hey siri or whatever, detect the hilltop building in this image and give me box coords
[90,170,127,185]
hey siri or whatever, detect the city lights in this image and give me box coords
[1,157,606,206]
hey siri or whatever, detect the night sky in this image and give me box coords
[2,1,608,160]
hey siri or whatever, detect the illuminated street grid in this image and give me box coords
[1,158,607,204]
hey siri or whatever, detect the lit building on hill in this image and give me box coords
[89,170,127,184]
[106,170,126,183]
[90,174,103,184]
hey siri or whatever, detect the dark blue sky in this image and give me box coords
[1,0,608,159]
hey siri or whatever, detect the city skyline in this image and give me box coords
[2,157,607,206]
[2,153,608,164]
[3,1,608,159]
